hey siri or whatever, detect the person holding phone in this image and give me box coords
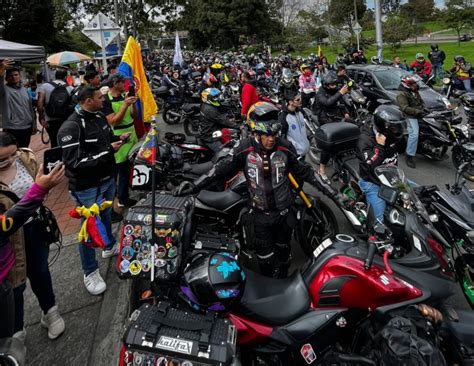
[0,59,37,148]
[102,74,138,208]
[57,86,126,296]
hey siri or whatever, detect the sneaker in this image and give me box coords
[102,242,119,258]
[111,210,123,223]
[83,269,107,295]
[406,155,416,169]
[318,172,331,185]
[117,198,138,208]
[12,328,26,343]
[40,305,65,340]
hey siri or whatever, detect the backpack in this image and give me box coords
[45,82,72,119]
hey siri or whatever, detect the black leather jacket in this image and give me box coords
[199,103,238,142]
[312,87,346,125]
[357,126,398,184]
[195,137,336,212]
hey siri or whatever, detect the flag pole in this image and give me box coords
[150,120,158,282]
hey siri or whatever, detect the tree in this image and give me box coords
[400,0,435,22]
[327,0,366,32]
[383,15,413,51]
[381,0,401,13]
[444,0,474,46]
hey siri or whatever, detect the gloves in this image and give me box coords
[171,181,197,197]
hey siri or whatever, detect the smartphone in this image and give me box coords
[43,147,63,174]
[128,85,136,97]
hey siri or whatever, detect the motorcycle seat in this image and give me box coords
[197,189,242,211]
[236,269,310,326]
[341,156,360,180]
[182,161,213,175]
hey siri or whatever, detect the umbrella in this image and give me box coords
[47,51,91,66]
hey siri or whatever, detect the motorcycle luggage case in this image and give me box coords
[315,122,360,154]
[122,301,236,366]
[117,192,194,282]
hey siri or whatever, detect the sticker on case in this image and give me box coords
[142,242,151,255]
[129,260,142,275]
[167,259,178,274]
[155,259,167,268]
[122,235,133,247]
[133,225,142,235]
[133,239,142,251]
[142,259,152,272]
[124,225,134,236]
[120,259,131,273]
[143,215,152,226]
[121,247,135,261]
[156,246,166,258]
[167,246,177,258]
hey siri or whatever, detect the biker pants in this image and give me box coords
[253,207,297,278]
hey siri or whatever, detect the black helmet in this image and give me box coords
[322,71,338,87]
[182,252,246,312]
[455,55,465,63]
[431,43,438,50]
[247,102,281,134]
[373,105,407,143]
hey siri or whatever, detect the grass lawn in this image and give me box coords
[280,41,474,67]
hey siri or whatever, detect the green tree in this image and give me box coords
[444,0,474,46]
[383,15,413,51]
[327,0,366,31]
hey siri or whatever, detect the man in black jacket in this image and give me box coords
[176,102,343,278]
[312,72,349,183]
[428,43,446,82]
[57,86,127,296]
[357,105,406,222]
[199,87,239,153]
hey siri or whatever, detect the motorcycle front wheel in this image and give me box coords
[308,134,321,165]
[452,146,474,182]
[295,198,339,258]
[163,104,182,125]
[184,118,200,136]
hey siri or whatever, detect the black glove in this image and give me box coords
[171,181,197,196]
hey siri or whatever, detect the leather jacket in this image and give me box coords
[312,87,346,125]
[199,103,238,142]
[195,137,336,212]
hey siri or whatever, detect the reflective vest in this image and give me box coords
[107,93,138,163]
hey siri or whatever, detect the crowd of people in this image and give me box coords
[0,41,472,350]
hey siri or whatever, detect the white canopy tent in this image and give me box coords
[0,39,45,63]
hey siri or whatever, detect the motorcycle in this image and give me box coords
[417,162,474,308]
[162,86,201,126]
[442,71,474,99]
[459,92,474,132]
[279,68,298,102]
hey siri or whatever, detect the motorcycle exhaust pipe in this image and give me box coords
[168,110,182,118]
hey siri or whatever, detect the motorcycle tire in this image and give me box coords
[295,198,339,258]
[452,147,474,182]
[184,119,200,136]
[308,134,321,165]
[163,105,181,125]
[155,97,165,113]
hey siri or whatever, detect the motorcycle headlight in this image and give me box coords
[443,77,451,85]
[461,124,470,138]
[442,97,452,109]
[389,208,405,226]
[429,214,439,223]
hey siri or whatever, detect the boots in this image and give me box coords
[406,155,416,169]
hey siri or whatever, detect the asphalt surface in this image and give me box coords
[21,112,472,365]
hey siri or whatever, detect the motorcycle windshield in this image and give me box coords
[374,165,406,189]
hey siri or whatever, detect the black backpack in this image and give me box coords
[45,82,72,119]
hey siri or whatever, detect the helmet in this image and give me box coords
[247,102,281,134]
[300,63,311,72]
[430,43,438,50]
[373,105,407,143]
[182,252,245,312]
[400,76,419,92]
[201,88,222,107]
[415,52,425,61]
[454,55,465,63]
[322,71,338,87]
[203,72,217,85]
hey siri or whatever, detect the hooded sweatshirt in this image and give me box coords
[0,76,35,130]
[279,105,310,157]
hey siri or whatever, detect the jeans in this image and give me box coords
[463,79,472,92]
[359,179,385,223]
[406,118,419,157]
[13,219,56,332]
[70,178,116,276]
[115,161,131,204]
[0,280,14,338]
[432,63,443,81]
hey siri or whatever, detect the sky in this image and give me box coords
[366,0,445,9]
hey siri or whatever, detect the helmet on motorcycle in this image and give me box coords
[203,72,217,85]
[415,53,425,61]
[247,102,281,135]
[454,55,465,63]
[400,76,419,92]
[182,252,246,312]
[373,105,407,143]
[322,71,338,88]
[430,43,438,50]
[201,88,222,107]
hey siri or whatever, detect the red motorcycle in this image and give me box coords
[224,230,473,365]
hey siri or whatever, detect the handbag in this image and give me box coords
[0,188,61,245]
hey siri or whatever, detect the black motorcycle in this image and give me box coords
[417,162,474,309]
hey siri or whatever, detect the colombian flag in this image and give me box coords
[118,36,157,137]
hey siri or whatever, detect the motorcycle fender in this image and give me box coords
[270,309,347,345]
